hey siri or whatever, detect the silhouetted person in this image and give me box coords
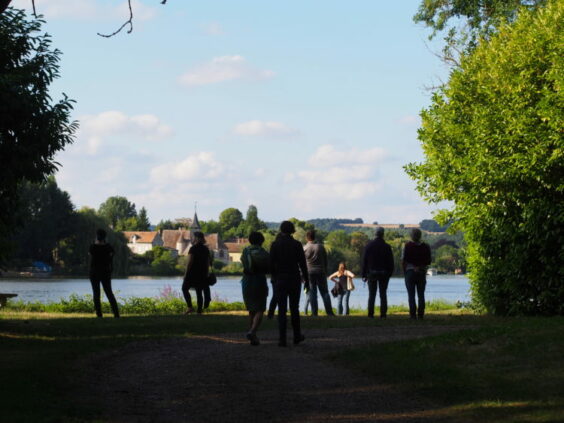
[241,231,269,345]
[402,228,432,319]
[303,230,334,316]
[89,229,119,318]
[329,262,355,315]
[182,231,212,314]
[362,227,394,318]
[270,221,309,347]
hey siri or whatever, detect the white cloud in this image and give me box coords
[289,144,388,205]
[78,111,173,154]
[12,0,156,21]
[150,152,225,184]
[233,120,299,138]
[178,56,275,86]
[397,115,420,126]
[308,144,387,167]
[201,22,224,36]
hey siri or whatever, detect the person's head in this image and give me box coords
[375,226,385,239]
[410,228,422,242]
[279,220,295,235]
[306,230,316,242]
[249,231,265,246]
[338,262,347,273]
[193,231,206,244]
[96,229,106,242]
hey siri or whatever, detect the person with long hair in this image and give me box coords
[182,231,212,314]
[240,231,269,345]
[329,262,355,315]
[89,229,119,318]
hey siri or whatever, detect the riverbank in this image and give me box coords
[1,311,562,422]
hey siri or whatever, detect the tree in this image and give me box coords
[325,230,351,251]
[136,207,150,231]
[98,196,137,229]
[243,205,266,234]
[0,8,77,264]
[219,208,243,234]
[414,0,546,66]
[419,219,448,232]
[406,1,563,315]
[201,219,222,235]
[9,177,74,265]
[350,231,369,256]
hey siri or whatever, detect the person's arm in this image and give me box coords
[386,245,394,276]
[401,244,407,273]
[347,270,355,279]
[241,248,251,274]
[361,246,367,280]
[184,253,194,280]
[297,242,309,285]
[109,245,114,274]
[329,271,339,283]
[321,245,328,276]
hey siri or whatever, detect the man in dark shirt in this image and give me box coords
[89,228,119,318]
[270,221,309,346]
[361,227,394,318]
[402,228,432,319]
[303,230,334,316]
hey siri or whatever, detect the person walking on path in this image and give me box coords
[270,221,309,347]
[89,229,119,318]
[240,231,270,345]
[329,263,355,315]
[361,227,394,319]
[182,231,212,314]
[303,230,335,316]
[402,228,432,319]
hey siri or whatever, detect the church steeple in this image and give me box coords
[191,202,201,231]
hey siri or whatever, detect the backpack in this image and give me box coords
[248,247,270,274]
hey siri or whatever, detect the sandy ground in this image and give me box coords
[81,324,465,423]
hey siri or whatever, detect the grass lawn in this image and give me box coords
[330,315,564,423]
[1,309,562,422]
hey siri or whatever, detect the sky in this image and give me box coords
[13,0,451,225]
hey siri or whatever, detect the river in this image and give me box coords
[0,275,470,309]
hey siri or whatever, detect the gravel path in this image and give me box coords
[83,325,464,423]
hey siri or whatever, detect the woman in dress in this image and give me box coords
[329,262,355,315]
[182,231,212,314]
[241,231,269,345]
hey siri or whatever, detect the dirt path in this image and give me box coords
[83,325,464,423]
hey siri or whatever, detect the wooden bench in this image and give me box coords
[0,293,17,308]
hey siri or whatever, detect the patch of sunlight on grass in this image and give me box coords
[0,331,56,341]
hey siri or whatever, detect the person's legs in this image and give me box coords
[267,282,277,319]
[405,270,417,318]
[195,287,204,313]
[181,281,194,311]
[308,273,319,316]
[378,277,390,318]
[250,311,263,333]
[90,278,102,317]
[203,285,211,309]
[317,277,334,316]
[337,292,344,315]
[344,290,351,315]
[288,281,302,342]
[100,277,119,318]
[367,279,377,317]
[415,274,427,318]
[275,280,288,345]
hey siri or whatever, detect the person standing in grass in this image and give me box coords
[240,231,270,346]
[270,221,309,347]
[303,230,335,316]
[89,229,119,318]
[362,226,394,319]
[401,228,432,319]
[329,262,355,315]
[182,231,212,314]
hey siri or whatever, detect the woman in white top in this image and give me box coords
[329,262,355,315]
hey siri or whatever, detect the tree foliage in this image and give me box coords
[0,8,76,264]
[98,196,137,228]
[406,1,563,315]
[414,0,546,65]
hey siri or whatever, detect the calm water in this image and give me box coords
[0,275,470,309]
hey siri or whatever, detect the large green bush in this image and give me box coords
[406,1,563,315]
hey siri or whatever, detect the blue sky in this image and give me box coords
[13,0,450,225]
